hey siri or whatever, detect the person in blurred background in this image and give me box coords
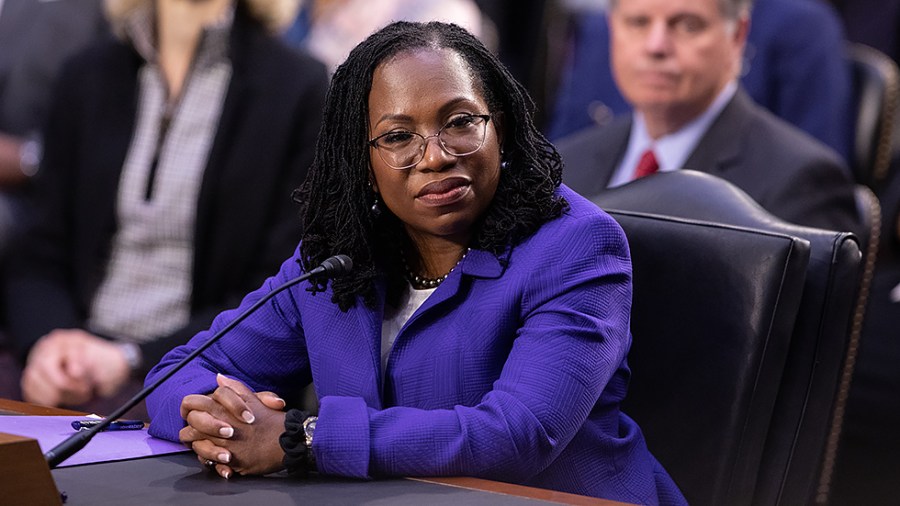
[0,0,109,400]
[550,0,853,162]
[557,0,862,238]
[284,0,489,73]
[2,0,327,419]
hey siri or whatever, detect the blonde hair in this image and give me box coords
[104,0,301,35]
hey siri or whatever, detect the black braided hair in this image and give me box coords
[294,21,566,310]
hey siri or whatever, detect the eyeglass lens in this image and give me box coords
[377,115,488,169]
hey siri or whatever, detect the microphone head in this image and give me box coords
[319,254,353,277]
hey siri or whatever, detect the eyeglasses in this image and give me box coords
[368,114,492,170]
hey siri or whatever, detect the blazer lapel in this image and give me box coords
[194,13,250,239]
[349,280,387,410]
[389,249,504,355]
[82,42,141,252]
[309,278,386,410]
[404,248,505,325]
[382,249,505,404]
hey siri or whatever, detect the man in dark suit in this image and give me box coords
[548,0,854,162]
[557,0,861,237]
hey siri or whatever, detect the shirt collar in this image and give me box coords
[634,80,738,173]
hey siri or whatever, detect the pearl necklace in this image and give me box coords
[402,248,471,289]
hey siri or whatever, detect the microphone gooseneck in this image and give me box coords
[44,254,353,469]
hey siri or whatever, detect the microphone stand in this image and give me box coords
[44,255,352,469]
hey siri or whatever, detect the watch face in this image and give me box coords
[304,417,317,441]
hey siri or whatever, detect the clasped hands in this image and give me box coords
[179,373,288,479]
[22,329,131,407]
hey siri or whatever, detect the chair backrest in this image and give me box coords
[595,171,864,506]
[813,183,881,505]
[847,42,899,188]
[605,208,809,506]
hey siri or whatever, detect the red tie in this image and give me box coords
[633,149,659,180]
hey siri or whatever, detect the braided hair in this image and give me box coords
[294,21,566,310]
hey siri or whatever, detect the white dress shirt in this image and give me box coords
[609,81,738,188]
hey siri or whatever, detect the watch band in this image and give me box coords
[116,341,143,371]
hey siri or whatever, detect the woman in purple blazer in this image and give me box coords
[145,21,686,506]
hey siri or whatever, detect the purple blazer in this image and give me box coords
[145,187,686,505]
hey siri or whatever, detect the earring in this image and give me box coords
[370,191,381,217]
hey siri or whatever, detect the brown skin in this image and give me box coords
[179,374,287,478]
[0,133,30,187]
[368,47,502,276]
[178,46,505,478]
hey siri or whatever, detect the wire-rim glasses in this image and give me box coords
[368,114,492,170]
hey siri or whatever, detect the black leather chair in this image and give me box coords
[847,42,899,189]
[812,183,882,505]
[595,171,864,506]
[601,208,809,506]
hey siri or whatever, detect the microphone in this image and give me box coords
[311,254,353,278]
[44,254,353,469]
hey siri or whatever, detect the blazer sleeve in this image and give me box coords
[314,211,633,482]
[145,248,315,440]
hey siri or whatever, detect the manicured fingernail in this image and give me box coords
[274,397,286,407]
[222,469,231,479]
[219,426,234,438]
[218,452,230,463]
[242,410,255,423]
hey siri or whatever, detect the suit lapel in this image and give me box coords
[682,90,751,176]
[561,116,631,197]
[596,117,632,188]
